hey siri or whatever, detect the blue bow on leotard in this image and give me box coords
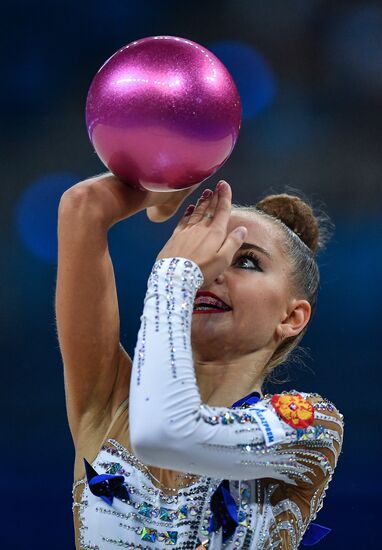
[83,458,130,506]
[207,391,332,545]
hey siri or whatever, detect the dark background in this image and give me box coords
[2,0,380,547]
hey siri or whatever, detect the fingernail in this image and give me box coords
[234,226,247,239]
[217,181,227,192]
[202,189,213,199]
[185,205,195,216]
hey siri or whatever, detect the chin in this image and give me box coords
[191,319,230,345]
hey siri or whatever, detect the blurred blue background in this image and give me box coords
[2,0,380,547]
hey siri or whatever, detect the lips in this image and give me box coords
[193,291,232,313]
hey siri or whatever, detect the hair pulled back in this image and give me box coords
[231,186,334,387]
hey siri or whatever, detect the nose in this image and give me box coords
[215,272,225,283]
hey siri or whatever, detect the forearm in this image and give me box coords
[56,184,127,427]
[128,257,286,477]
[129,257,343,482]
[129,257,206,464]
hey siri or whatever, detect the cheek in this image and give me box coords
[264,286,285,311]
[237,284,284,327]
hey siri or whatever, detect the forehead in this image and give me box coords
[228,211,284,257]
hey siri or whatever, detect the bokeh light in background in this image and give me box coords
[2,0,381,547]
[14,173,79,263]
[208,41,276,119]
[248,87,332,157]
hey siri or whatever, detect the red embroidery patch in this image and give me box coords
[271,393,315,429]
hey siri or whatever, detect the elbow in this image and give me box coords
[129,420,184,467]
[58,186,90,214]
[130,438,158,465]
[58,186,105,225]
[128,400,199,466]
[129,430,154,463]
[129,421,169,464]
[130,434,180,469]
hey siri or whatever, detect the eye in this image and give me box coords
[235,251,263,271]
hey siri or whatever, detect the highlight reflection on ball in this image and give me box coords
[85,35,242,192]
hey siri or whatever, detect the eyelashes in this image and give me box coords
[235,251,263,271]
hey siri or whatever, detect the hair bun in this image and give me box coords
[255,193,322,254]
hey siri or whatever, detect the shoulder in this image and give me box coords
[263,389,343,417]
[262,389,344,441]
[262,389,344,476]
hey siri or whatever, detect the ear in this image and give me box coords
[276,299,311,340]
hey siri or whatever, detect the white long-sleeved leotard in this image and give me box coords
[74,257,344,549]
[129,257,344,548]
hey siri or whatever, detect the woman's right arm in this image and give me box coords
[56,174,143,446]
[55,172,199,447]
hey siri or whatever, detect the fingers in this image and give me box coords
[174,203,195,232]
[218,224,248,263]
[176,180,229,232]
[210,180,232,231]
[203,186,219,220]
[186,188,214,224]
[175,188,212,232]
[215,181,248,261]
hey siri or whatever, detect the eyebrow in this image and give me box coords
[239,242,273,260]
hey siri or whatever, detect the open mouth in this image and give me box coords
[193,307,231,314]
[193,292,232,314]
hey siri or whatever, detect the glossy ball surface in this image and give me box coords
[86,36,242,191]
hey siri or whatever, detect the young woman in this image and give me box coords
[56,173,344,549]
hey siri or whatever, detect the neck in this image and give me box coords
[194,350,270,407]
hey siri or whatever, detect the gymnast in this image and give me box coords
[56,173,344,548]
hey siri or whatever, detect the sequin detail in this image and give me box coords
[147,257,203,380]
[136,315,147,385]
[74,397,343,549]
[73,256,344,549]
[199,404,260,426]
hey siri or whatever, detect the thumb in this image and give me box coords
[146,184,201,223]
[232,226,247,240]
[218,226,247,261]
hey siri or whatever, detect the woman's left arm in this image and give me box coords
[129,256,344,485]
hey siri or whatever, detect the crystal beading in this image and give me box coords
[72,257,344,549]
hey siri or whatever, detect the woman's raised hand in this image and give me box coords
[156,181,248,287]
[61,172,204,227]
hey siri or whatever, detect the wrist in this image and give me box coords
[60,175,148,230]
[149,257,204,295]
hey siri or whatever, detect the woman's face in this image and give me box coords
[191,211,298,361]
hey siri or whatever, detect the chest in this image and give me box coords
[74,439,221,548]
[73,439,287,549]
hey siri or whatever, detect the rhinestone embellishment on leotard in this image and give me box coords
[73,256,344,549]
[148,258,203,380]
